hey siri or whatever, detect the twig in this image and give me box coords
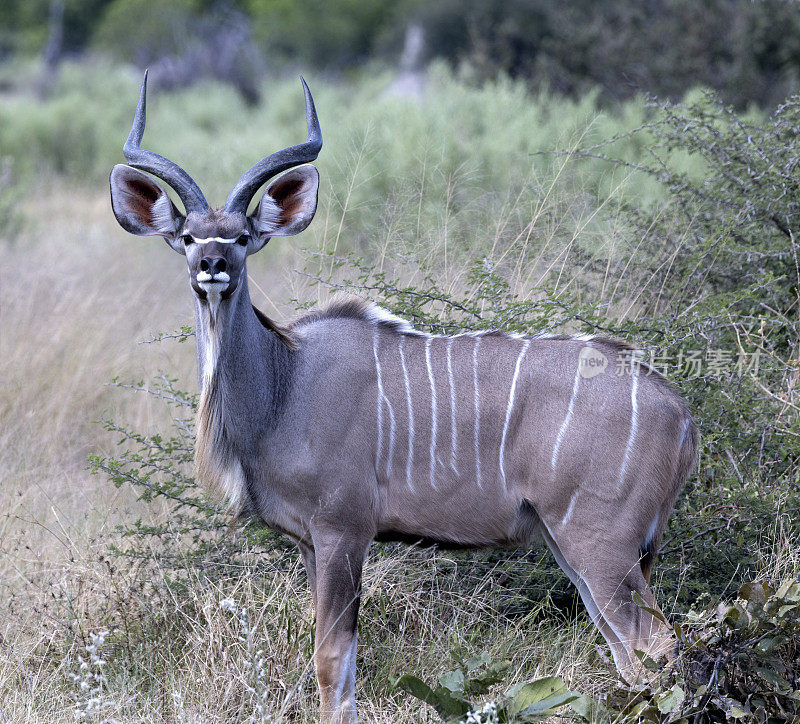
[106,381,195,408]
[293,269,484,322]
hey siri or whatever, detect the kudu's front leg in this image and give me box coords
[299,541,317,609]
[311,529,369,723]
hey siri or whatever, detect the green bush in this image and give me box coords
[1,61,685,250]
[395,580,800,721]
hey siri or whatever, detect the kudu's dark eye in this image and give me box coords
[182,234,194,245]
[236,234,250,247]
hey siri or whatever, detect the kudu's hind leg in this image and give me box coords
[311,529,369,723]
[558,537,675,680]
[540,529,632,671]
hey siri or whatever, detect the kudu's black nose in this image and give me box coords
[200,256,227,275]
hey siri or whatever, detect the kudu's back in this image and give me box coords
[292,301,695,548]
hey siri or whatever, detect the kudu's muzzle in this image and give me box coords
[200,256,228,277]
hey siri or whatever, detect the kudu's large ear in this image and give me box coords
[250,165,319,250]
[110,165,186,253]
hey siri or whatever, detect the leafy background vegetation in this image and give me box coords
[5,0,800,109]
[1,2,799,721]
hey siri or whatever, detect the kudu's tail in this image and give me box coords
[640,416,699,583]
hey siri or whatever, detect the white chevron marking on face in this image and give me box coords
[552,349,585,472]
[425,337,438,490]
[499,339,530,490]
[472,336,482,489]
[190,236,239,244]
[446,337,458,474]
[399,336,415,491]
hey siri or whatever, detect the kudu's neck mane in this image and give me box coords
[193,274,296,513]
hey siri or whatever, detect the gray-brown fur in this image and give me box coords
[185,207,249,239]
[109,76,697,723]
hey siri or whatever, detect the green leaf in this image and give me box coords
[739,581,770,605]
[465,652,491,673]
[568,694,606,720]
[468,660,511,694]
[775,580,800,602]
[756,637,775,653]
[632,590,670,625]
[720,605,741,627]
[517,690,581,718]
[729,703,748,719]
[633,649,661,672]
[439,669,466,695]
[656,684,685,714]
[511,677,581,717]
[627,700,656,717]
[393,675,470,720]
[394,674,436,705]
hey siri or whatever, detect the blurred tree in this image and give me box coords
[414,0,800,108]
[92,0,203,66]
[243,0,420,69]
[2,0,799,110]
[37,0,65,97]
[93,1,263,104]
[0,0,114,58]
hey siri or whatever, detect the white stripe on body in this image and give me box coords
[399,336,415,491]
[618,362,640,489]
[644,512,659,549]
[678,416,691,449]
[373,327,385,471]
[472,337,483,489]
[382,369,397,479]
[425,338,438,489]
[446,337,458,474]
[561,491,579,526]
[499,339,530,490]
[551,350,585,471]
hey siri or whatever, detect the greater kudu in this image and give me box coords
[109,73,698,722]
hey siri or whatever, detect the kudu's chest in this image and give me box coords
[193,367,314,543]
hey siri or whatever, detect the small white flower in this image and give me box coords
[219,597,237,613]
